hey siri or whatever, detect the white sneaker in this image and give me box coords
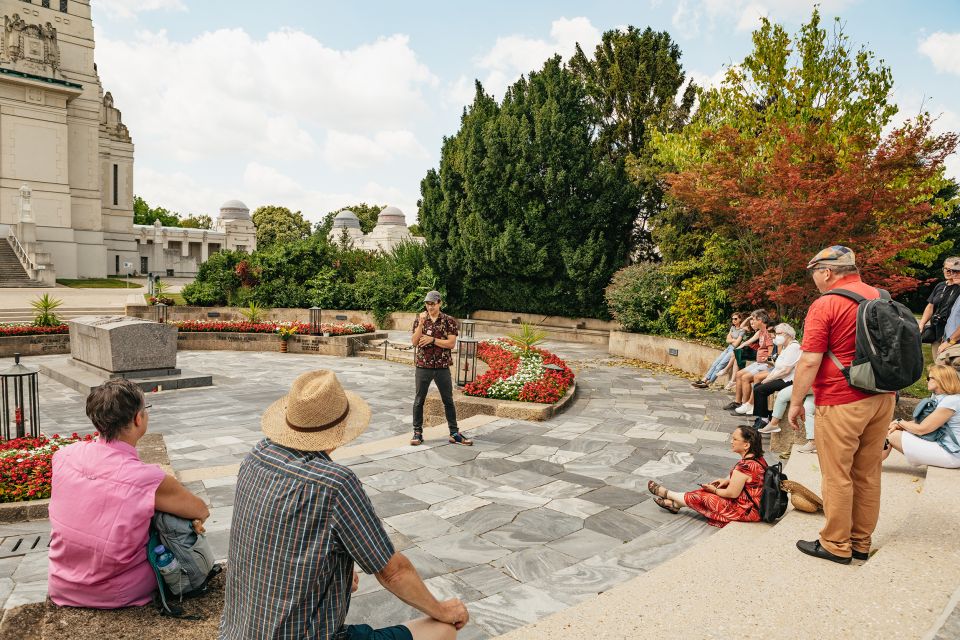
[758,422,781,434]
[724,380,736,390]
[735,403,753,414]
[798,440,817,454]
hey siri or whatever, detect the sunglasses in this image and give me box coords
[945,268,960,274]
[141,403,152,412]
[425,301,438,306]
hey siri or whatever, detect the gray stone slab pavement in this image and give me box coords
[1,340,765,636]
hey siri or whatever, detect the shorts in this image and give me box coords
[743,362,772,375]
[345,624,414,640]
[901,432,960,468]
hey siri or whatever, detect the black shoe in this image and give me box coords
[751,417,769,430]
[722,401,740,411]
[796,540,852,565]
[852,549,870,561]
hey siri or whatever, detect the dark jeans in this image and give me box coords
[752,379,791,418]
[413,367,458,434]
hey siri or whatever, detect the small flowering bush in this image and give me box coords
[173,320,375,335]
[147,296,176,306]
[0,323,69,337]
[0,433,95,503]
[463,339,574,404]
[276,323,298,341]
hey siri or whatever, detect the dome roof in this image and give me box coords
[376,205,406,226]
[333,209,361,229]
[219,199,250,221]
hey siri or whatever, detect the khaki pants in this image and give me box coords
[814,393,896,557]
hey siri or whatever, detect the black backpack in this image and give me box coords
[823,288,923,393]
[746,460,789,523]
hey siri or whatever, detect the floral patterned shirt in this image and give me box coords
[413,312,458,368]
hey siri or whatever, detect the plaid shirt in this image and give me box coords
[220,439,395,640]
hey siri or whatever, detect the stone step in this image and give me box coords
[498,448,955,640]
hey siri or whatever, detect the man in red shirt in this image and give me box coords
[789,246,896,564]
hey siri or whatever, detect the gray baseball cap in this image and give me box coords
[424,290,441,303]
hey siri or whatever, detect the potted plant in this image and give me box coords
[276,324,297,352]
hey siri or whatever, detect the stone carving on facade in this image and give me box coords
[101,91,132,142]
[2,14,61,77]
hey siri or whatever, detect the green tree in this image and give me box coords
[180,214,213,229]
[570,27,695,258]
[133,196,182,227]
[407,224,423,237]
[420,58,637,318]
[252,205,312,251]
[316,203,385,237]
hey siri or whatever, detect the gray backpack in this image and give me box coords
[151,512,219,597]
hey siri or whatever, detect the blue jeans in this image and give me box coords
[704,346,734,383]
[772,390,815,439]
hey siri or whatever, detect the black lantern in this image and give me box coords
[1,353,40,440]
[155,302,168,324]
[309,307,322,336]
[456,337,478,387]
[460,319,476,339]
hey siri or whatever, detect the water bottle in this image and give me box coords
[154,545,181,592]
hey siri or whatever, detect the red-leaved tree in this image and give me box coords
[666,117,959,317]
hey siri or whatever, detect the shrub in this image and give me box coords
[669,278,730,341]
[307,267,357,310]
[181,281,223,306]
[605,262,676,334]
[31,294,63,327]
[240,301,270,323]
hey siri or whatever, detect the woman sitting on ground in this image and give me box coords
[648,426,767,528]
[692,312,749,389]
[47,379,210,609]
[883,364,960,469]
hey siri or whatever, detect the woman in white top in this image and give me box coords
[883,364,960,468]
[736,323,801,427]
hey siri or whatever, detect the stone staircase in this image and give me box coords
[499,448,960,640]
[0,306,125,324]
[0,238,37,287]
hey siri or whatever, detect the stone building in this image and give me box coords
[133,200,257,277]
[329,205,423,253]
[0,1,256,285]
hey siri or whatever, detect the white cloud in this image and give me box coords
[919,32,960,76]
[97,28,438,162]
[96,0,186,20]
[462,16,602,99]
[672,0,858,38]
[889,89,960,181]
[324,130,430,169]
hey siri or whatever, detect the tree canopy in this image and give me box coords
[251,205,312,251]
[133,196,212,229]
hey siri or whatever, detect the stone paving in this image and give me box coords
[0,337,765,637]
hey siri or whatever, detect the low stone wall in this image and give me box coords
[0,334,70,358]
[423,382,577,425]
[175,331,386,356]
[471,310,618,333]
[608,330,724,379]
[125,305,378,327]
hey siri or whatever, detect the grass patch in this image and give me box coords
[57,278,141,289]
[143,293,186,306]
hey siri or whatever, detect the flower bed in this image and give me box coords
[172,320,374,335]
[464,339,575,404]
[0,434,94,503]
[0,323,69,337]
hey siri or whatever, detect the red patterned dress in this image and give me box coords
[684,457,767,528]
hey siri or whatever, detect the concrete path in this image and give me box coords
[0,340,764,637]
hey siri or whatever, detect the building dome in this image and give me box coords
[333,209,361,229]
[219,199,250,221]
[377,205,406,226]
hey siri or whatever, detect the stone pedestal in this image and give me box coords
[69,316,177,373]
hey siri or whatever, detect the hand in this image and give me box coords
[352,571,359,593]
[434,598,469,630]
[419,311,428,322]
[701,483,716,494]
[788,404,805,430]
[192,518,206,535]
[939,341,951,353]
[418,336,434,347]
[715,479,729,489]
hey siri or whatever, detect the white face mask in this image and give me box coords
[773,335,787,346]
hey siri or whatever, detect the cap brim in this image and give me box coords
[261,390,371,452]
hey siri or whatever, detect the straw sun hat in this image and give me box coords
[781,480,823,514]
[261,370,371,452]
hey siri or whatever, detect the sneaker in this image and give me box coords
[722,401,740,411]
[798,440,817,454]
[757,420,781,434]
[735,403,753,415]
[691,381,709,389]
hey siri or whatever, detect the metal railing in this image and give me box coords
[5,230,36,272]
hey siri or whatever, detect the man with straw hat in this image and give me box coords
[221,370,469,640]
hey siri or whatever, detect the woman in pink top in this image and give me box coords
[48,379,209,609]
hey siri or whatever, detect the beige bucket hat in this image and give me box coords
[261,370,371,452]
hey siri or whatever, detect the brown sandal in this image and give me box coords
[647,480,668,499]
[654,496,680,514]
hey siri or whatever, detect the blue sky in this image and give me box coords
[90,0,960,224]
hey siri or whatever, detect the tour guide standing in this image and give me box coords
[221,370,469,640]
[788,246,896,564]
[411,290,472,446]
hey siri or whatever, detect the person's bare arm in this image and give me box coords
[894,408,954,436]
[154,475,209,521]
[703,470,748,499]
[788,352,824,428]
[411,313,426,347]
[919,303,934,329]
[376,552,469,629]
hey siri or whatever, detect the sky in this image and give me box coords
[89,0,960,225]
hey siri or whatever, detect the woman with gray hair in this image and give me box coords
[746,323,801,431]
